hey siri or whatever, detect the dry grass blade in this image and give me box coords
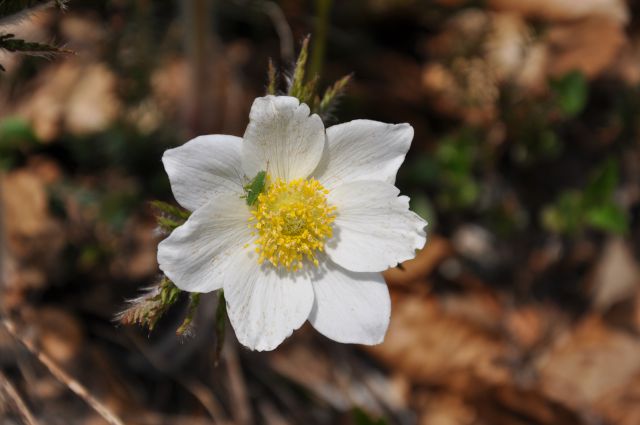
[267,58,277,95]
[288,35,310,99]
[262,1,294,62]
[1,318,125,425]
[0,370,40,425]
[317,73,352,120]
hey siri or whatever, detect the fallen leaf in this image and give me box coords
[15,61,120,141]
[488,0,628,24]
[537,315,640,409]
[369,293,511,388]
[545,17,626,78]
[419,393,476,425]
[65,63,120,135]
[588,238,640,312]
[2,169,64,294]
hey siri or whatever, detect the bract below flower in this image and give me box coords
[157,95,427,351]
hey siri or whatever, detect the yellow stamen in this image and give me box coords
[250,177,336,271]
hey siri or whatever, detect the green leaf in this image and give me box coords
[435,133,476,176]
[244,170,267,206]
[0,33,70,56]
[432,132,480,210]
[541,159,627,236]
[0,116,36,146]
[541,191,583,235]
[541,205,565,234]
[583,159,618,206]
[0,116,37,168]
[585,203,628,235]
[551,70,588,117]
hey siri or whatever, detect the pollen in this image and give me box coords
[250,177,336,271]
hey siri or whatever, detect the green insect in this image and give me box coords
[243,170,267,206]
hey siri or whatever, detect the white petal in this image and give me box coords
[326,180,427,273]
[163,135,244,211]
[314,120,413,190]
[242,95,325,181]
[157,193,252,293]
[224,248,314,351]
[309,258,390,345]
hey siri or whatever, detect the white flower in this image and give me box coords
[157,95,427,351]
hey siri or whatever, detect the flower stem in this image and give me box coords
[309,0,332,79]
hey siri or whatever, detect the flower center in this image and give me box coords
[250,177,336,271]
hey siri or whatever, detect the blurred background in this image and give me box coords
[1,0,640,424]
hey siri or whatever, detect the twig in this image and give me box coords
[1,318,125,425]
[0,370,40,425]
[183,0,215,136]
